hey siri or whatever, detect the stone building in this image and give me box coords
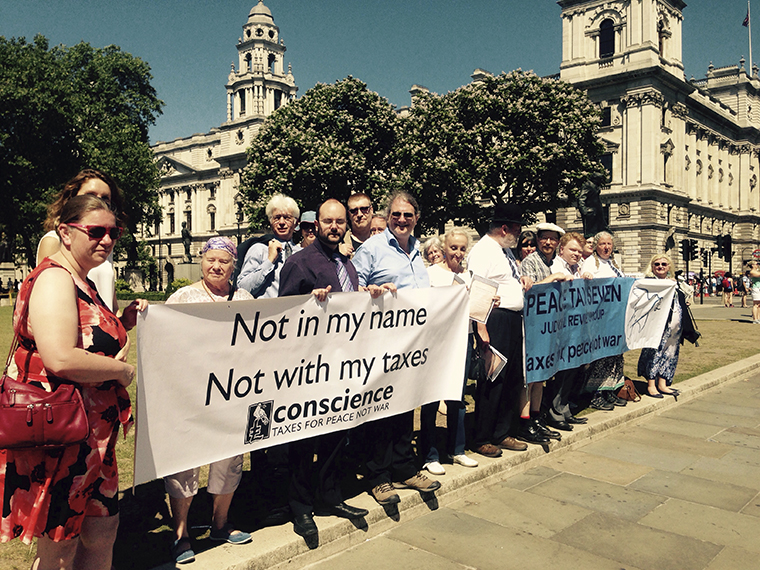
[148,1,297,286]
[557,0,760,275]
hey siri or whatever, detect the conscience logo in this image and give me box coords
[245,400,273,443]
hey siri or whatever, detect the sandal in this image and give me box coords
[171,537,195,565]
[210,523,252,545]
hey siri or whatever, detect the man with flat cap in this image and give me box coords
[466,203,534,458]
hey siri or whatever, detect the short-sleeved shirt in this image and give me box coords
[520,250,555,283]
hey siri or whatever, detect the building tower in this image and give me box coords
[149,1,297,290]
[557,0,760,275]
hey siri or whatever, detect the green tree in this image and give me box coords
[240,77,399,225]
[395,71,606,234]
[0,35,163,267]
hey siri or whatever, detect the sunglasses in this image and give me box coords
[390,211,415,220]
[348,205,371,216]
[300,224,316,233]
[521,242,536,248]
[68,223,123,241]
[653,262,669,267]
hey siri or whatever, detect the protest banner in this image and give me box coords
[134,286,469,485]
[524,278,676,383]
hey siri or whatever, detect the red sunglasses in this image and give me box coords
[68,223,123,241]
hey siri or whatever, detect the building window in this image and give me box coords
[599,19,614,59]
[601,107,611,127]
[170,212,175,235]
[245,53,252,72]
[185,188,191,202]
[186,212,192,231]
[268,53,276,74]
[169,191,174,204]
[239,90,246,116]
[209,212,216,231]
[209,185,216,199]
[274,90,282,110]
[600,153,613,183]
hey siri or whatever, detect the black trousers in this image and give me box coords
[473,308,524,447]
[288,431,346,516]
[363,410,417,487]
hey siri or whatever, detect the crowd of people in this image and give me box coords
[0,170,699,568]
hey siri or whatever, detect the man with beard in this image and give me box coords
[277,199,386,538]
[466,204,537,458]
[237,193,301,298]
[352,191,442,506]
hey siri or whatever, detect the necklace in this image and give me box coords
[201,279,228,301]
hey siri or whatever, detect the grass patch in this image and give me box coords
[0,311,759,568]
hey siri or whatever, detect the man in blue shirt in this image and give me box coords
[352,191,441,506]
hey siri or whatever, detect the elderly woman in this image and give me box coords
[419,228,480,474]
[1,195,136,570]
[580,232,627,410]
[36,169,146,327]
[514,230,537,264]
[421,236,444,266]
[164,237,253,564]
[638,253,697,398]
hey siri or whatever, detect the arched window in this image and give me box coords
[268,53,276,74]
[245,53,252,72]
[599,19,615,58]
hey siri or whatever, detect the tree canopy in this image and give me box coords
[240,76,399,226]
[0,35,163,267]
[394,71,606,234]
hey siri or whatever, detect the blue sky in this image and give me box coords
[1,0,756,144]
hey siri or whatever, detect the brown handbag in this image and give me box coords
[617,376,641,402]
[0,290,90,450]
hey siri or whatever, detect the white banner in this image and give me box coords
[134,287,469,485]
[624,279,677,350]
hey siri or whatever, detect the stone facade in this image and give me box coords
[557,0,760,276]
[147,1,297,286]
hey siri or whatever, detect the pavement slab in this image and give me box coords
[553,511,723,570]
[576,436,703,472]
[527,472,668,522]
[633,415,726,439]
[612,426,734,459]
[682,454,760,489]
[709,425,760,450]
[386,508,644,570]
[448,480,592,538]
[498,465,560,491]
[639,498,760,553]
[627,468,758,511]
[302,536,471,570]
[738,491,760,518]
[704,546,760,570]
[660,406,760,428]
[542,450,653,486]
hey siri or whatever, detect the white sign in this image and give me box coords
[134,287,470,485]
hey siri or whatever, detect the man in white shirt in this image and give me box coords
[466,204,538,458]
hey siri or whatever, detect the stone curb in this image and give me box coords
[149,352,760,570]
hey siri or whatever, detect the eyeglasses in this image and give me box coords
[538,235,559,242]
[68,223,123,241]
[653,262,669,267]
[271,214,295,223]
[348,205,371,216]
[390,211,415,220]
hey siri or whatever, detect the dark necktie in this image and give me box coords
[283,242,292,262]
[332,251,354,292]
[504,248,521,281]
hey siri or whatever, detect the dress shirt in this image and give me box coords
[237,239,300,298]
[551,256,581,278]
[352,228,429,290]
[278,239,358,297]
[466,234,524,311]
[580,255,624,278]
[520,250,555,283]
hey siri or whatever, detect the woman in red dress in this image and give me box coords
[0,194,136,570]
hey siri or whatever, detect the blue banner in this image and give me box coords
[524,277,637,383]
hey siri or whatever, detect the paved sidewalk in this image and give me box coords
[301,365,760,570]
[147,352,760,570]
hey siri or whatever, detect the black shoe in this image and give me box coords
[293,513,318,537]
[545,417,573,431]
[590,394,614,411]
[604,391,627,407]
[534,417,561,440]
[566,415,588,424]
[516,419,550,444]
[314,502,368,519]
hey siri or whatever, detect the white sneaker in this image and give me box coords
[422,461,446,476]
[451,454,479,468]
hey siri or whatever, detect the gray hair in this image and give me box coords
[444,227,471,250]
[421,236,443,263]
[265,193,300,219]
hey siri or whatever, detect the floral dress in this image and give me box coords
[637,294,683,385]
[0,259,132,544]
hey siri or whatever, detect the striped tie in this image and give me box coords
[504,249,521,281]
[333,251,354,292]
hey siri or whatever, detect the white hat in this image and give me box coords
[535,222,566,236]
